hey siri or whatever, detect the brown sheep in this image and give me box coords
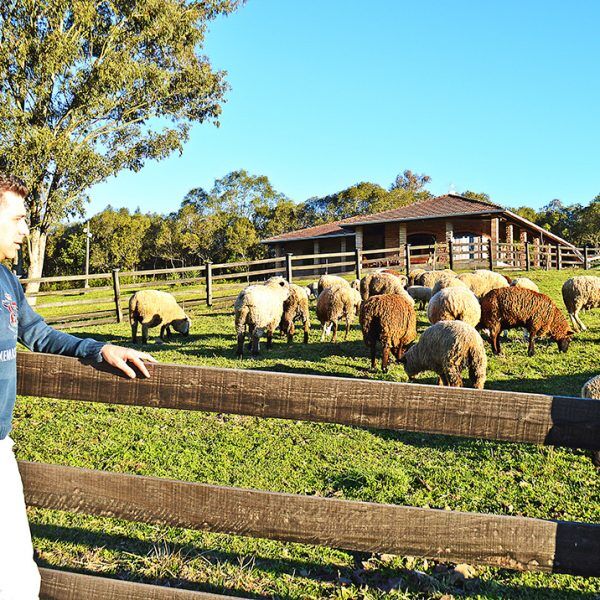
[279,283,310,344]
[480,287,574,356]
[316,286,357,342]
[360,294,417,372]
[360,272,413,304]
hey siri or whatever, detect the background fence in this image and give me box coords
[18,241,600,329]
[17,352,600,599]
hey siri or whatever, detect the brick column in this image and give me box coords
[520,230,527,269]
[398,223,407,267]
[533,237,540,267]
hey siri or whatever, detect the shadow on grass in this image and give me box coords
[31,523,599,599]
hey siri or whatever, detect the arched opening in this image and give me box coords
[407,233,436,264]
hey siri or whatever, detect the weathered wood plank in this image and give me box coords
[16,353,600,450]
[39,567,242,599]
[21,462,600,576]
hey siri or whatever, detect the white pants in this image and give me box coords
[0,437,40,600]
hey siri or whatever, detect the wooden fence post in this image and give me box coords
[354,249,362,281]
[556,244,562,270]
[584,244,589,270]
[487,239,494,271]
[285,253,293,283]
[448,240,454,271]
[404,244,411,277]
[205,261,213,307]
[525,241,530,272]
[111,269,122,323]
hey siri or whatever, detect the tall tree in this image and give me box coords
[390,170,432,195]
[0,0,241,289]
[462,190,492,204]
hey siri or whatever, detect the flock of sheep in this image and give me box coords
[228,267,600,395]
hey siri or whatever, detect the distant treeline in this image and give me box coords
[42,169,600,276]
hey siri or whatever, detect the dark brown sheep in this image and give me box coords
[480,287,574,356]
[359,294,417,372]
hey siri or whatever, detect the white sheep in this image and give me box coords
[458,269,509,300]
[400,320,487,389]
[317,274,351,295]
[510,277,540,293]
[562,275,600,331]
[234,276,290,357]
[406,285,432,310]
[129,290,191,344]
[360,272,414,305]
[431,276,469,295]
[419,269,457,289]
[316,286,358,342]
[581,375,600,467]
[427,287,481,328]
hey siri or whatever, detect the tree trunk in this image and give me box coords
[25,229,47,304]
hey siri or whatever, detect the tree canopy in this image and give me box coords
[0,0,242,284]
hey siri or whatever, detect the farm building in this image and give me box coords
[261,193,578,266]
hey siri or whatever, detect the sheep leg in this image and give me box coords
[370,339,377,370]
[236,331,245,358]
[332,321,338,343]
[381,346,391,373]
[246,324,255,350]
[344,315,350,341]
[527,334,536,357]
[266,329,273,349]
[302,318,309,344]
[251,330,261,356]
[446,369,463,387]
[142,324,149,345]
[490,325,502,355]
[320,324,327,342]
[392,345,404,361]
[131,320,138,343]
[575,310,587,331]
[160,325,167,341]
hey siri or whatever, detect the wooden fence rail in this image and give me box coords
[18,243,600,329]
[14,352,600,598]
[21,461,600,577]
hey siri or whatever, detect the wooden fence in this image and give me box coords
[19,242,600,329]
[16,352,600,598]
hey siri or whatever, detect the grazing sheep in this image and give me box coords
[360,294,417,372]
[458,269,509,300]
[406,285,432,310]
[419,269,457,289]
[351,278,361,290]
[582,375,600,467]
[431,275,469,295]
[510,277,539,293]
[317,274,350,295]
[562,275,600,332]
[427,287,481,328]
[375,268,408,287]
[316,286,358,342]
[408,268,427,286]
[234,276,290,357]
[480,287,573,356]
[400,320,487,389]
[306,281,319,299]
[129,290,191,344]
[279,283,311,344]
[360,272,414,305]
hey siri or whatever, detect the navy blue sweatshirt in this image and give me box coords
[0,265,106,440]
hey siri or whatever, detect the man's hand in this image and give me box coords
[100,344,156,379]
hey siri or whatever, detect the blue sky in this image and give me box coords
[87,0,600,217]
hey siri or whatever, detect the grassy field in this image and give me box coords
[13,268,600,599]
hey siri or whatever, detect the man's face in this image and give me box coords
[0,191,29,261]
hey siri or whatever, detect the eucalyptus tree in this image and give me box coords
[0,0,241,289]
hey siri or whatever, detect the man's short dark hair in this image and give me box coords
[0,174,28,199]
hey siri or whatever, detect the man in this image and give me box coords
[0,174,155,599]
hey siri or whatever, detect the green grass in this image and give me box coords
[13,268,600,598]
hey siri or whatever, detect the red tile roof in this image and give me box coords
[262,194,501,243]
[339,194,503,226]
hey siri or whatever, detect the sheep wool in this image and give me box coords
[480,287,573,356]
[234,276,290,357]
[360,272,413,305]
[581,375,600,467]
[408,268,427,286]
[375,268,408,288]
[401,320,487,389]
[406,285,432,310]
[458,269,509,300]
[129,290,191,344]
[510,277,540,293]
[427,287,481,328]
[360,294,417,372]
[562,275,600,332]
[431,276,469,295]
[419,270,457,289]
[279,283,311,344]
[316,286,357,342]
[317,274,350,295]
